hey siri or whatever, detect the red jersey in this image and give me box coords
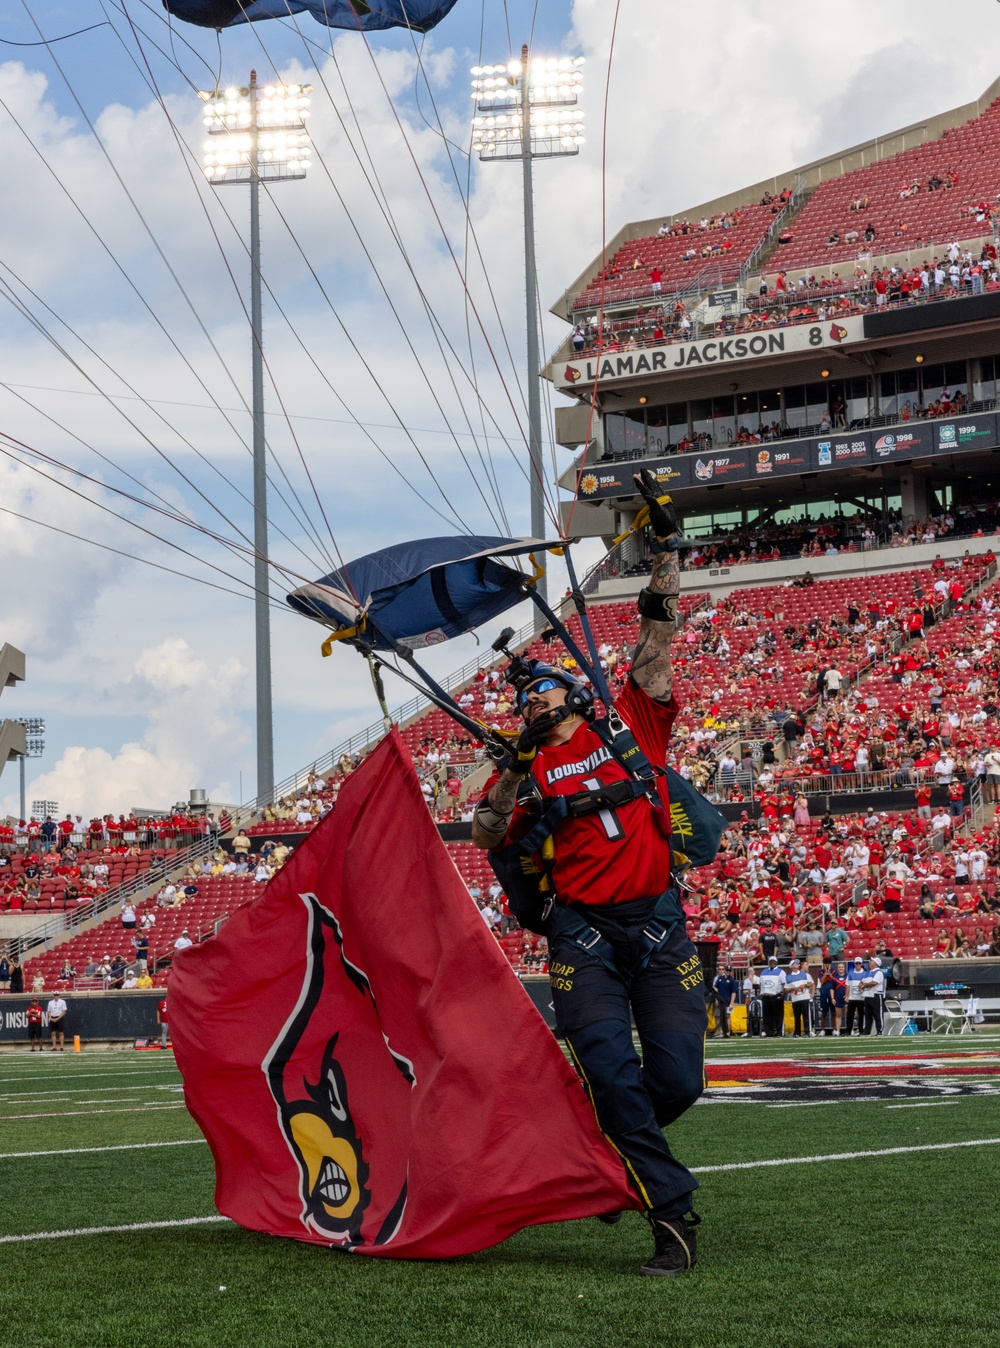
[158,999,168,1023]
[26,1004,43,1026]
[506,680,677,907]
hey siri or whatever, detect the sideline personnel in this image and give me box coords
[472,472,707,1278]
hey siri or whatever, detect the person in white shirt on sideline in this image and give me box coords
[46,994,68,1051]
[759,956,786,1037]
[784,958,815,1037]
[843,959,867,1035]
[861,957,885,1035]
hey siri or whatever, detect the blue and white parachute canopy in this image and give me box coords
[162,0,459,32]
[286,536,549,653]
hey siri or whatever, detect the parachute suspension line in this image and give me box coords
[0,435,302,607]
[256,187,484,537]
[0,85,337,579]
[453,4,513,536]
[347,15,563,531]
[142,6,482,541]
[0,503,294,612]
[0,259,329,579]
[110,3,349,578]
[194,5,543,533]
[365,652,393,736]
[236,12,519,536]
[0,428,328,600]
[395,19,531,426]
[560,547,613,710]
[563,0,623,542]
[0,21,110,45]
[18,2,342,579]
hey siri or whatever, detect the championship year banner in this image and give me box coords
[871,422,937,460]
[576,455,691,501]
[557,315,865,390]
[935,413,998,453]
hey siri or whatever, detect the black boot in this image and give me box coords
[595,1210,624,1225]
[639,1212,700,1277]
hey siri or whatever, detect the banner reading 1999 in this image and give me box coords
[557,316,865,390]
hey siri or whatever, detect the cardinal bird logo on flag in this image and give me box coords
[264,896,413,1248]
[829,322,848,342]
[169,730,636,1259]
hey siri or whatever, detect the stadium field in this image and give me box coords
[3,1037,999,1348]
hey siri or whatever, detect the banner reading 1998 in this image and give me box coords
[557,316,865,390]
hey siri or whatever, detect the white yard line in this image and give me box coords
[4,1138,1000,1243]
[0,1139,206,1161]
[885,1100,962,1109]
[0,1068,179,1084]
[693,1137,1000,1172]
[0,1104,188,1120]
[0,1216,229,1244]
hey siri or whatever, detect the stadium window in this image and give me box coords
[645,404,667,456]
[667,402,688,443]
[783,385,807,429]
[879,371,898,416]
[943,359,967,397]
[845,376,871,424]
[712,395,736,444]
[756,389,781,429]
[805,381,829,425]
[605,409,646,458]
[690,397,713,442]
[981,356,997,402]
[897,367,919,415]
[736,391,759,435]
[919,362,945,405]
[681,511,713,537]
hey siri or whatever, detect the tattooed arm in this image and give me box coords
[631,546,680,704]
[629,469,681,704]
[471,769,523,849]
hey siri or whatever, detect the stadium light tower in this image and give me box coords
[12,717,44,823]
[471,48,585,613]
[199,72,313,805]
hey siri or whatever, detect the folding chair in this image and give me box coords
[882,998,914,1037]
[931,998,966,1034]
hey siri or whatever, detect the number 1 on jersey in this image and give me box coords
[582,778,625,841]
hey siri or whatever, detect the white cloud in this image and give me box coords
[2,638,248,818]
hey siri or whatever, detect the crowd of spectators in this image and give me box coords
[569,240,1000,365]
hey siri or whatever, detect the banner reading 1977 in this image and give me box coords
[557,316,865,390]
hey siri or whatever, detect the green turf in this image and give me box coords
[2,1040,999,1348]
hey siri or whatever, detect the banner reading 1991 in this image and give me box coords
[557,316,865,390]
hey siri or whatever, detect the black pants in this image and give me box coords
[548,900,706,1221]
[844,1000,865,1034]
[713,996,731,1037]
[761,996,784,1037]
[791,1001,810,1036]
[864,998,884,1035]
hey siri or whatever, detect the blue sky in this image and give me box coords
[2,0,999,816]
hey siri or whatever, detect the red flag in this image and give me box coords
[170,729,636,1257]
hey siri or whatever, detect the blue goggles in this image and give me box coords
[516,677,560,710]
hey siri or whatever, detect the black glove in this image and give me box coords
[509,709,562,774]
[633,468,678,542]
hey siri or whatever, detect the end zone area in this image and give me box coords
[2,1037,999,1348]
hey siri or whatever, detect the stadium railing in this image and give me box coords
[9,831,220,967]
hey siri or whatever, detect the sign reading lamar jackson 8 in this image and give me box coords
[557,316,864,389]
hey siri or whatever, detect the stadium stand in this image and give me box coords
[569,195,790,315]
[768,97,1000,274]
